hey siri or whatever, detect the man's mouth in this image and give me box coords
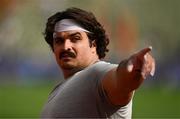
[59,51,76,60]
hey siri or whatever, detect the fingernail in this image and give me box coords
[127,60,134,72]
[149,46,152,50]
[144,54,147,60]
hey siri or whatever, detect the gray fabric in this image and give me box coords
[41,61,132,118]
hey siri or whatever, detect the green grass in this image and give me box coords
[0,83,53,118]
[0,83,180,118]
[133,87,180,118]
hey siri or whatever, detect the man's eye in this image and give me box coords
[54,38,64,44]
[71,36,81,42]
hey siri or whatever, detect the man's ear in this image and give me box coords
[90,40,97,54]
[91,40,96,48]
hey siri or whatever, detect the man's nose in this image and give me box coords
[63,39,72,50]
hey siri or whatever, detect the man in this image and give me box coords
[41,7,155,118]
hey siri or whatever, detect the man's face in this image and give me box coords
[53,30,97,71]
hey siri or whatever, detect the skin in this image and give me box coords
[102,47,155,105]
[53,30,155,106]
[53,30,99,79]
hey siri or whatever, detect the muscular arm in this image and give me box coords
[102,47,155,106]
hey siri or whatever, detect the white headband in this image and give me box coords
[54,19,91,33]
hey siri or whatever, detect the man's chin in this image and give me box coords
[60,62,76,70]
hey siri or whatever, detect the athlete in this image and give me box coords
[41,7,155,118]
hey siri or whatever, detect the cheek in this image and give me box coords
[53,48,60,61]
[74,40,94,59]
[78,47,93,59]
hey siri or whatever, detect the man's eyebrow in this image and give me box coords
[69,32,81,37]
[54,35,63,39]
[54,32,81,39]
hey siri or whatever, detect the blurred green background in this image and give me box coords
[0,0,180,118]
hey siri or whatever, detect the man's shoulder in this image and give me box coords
[69,61,117,82]
[88,61,117,72]
[79,61,118,78]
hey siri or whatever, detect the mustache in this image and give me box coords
[59,50,76,59]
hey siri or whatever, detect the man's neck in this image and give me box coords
[63,68,82,79]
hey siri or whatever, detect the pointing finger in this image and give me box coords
[128,46,153,74]
[136,46,152,58]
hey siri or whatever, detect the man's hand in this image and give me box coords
[127,46,155,78]
[117,46,155,92]
[102,46,155,105]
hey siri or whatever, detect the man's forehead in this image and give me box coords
[53,30,83,38]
